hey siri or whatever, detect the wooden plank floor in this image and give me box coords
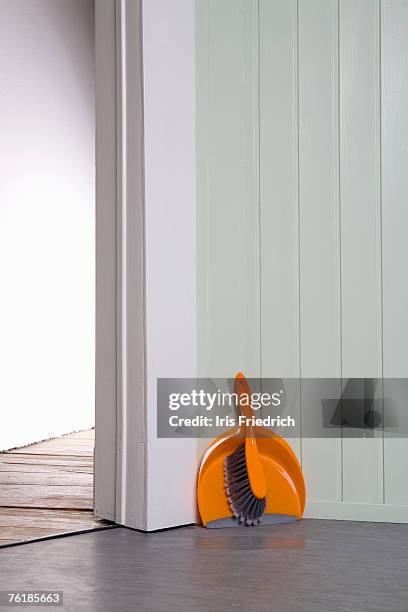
[0,429,108,546]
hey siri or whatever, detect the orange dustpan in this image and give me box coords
[197,373,306,527]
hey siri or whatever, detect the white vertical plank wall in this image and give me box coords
[197,0,408,522]
[298,0,342,504]
[382,0,408,507]
[259,0,301,457]
[197,0,260,379]
[339,0,383,505]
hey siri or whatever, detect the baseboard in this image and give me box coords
[305,501,408,523]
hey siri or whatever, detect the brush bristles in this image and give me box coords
[224,444,266,526]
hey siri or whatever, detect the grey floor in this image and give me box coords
[0,519,407,612]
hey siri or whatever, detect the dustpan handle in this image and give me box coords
[235,372,256,421]
[235,372,267,499]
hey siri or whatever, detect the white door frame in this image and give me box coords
[94,0,146,527]
[94,0,197,531]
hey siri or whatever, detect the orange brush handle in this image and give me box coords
[235,373,267,499]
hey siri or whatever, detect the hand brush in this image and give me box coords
[224,373,267,525]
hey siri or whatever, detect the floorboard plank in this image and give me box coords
[0,507,98,519]
[0,514,102,530]
[22,440,92,449]
[0,486,93,509]
[0,472,92,486]
[0,464,93,474]
[0,526,81,539]
[0,454,93,467]
[0,507,105,528]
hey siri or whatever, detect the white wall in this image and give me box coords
[143,0,198,530]
[0,0,95,450]
[197,0,408,522]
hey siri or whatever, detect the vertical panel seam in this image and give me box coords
[257,0,262,386]
[197,0,211,377]
[379,0,385,506]
[205,0,211,377]
[296,0,303,466]
[337,0,343,503]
